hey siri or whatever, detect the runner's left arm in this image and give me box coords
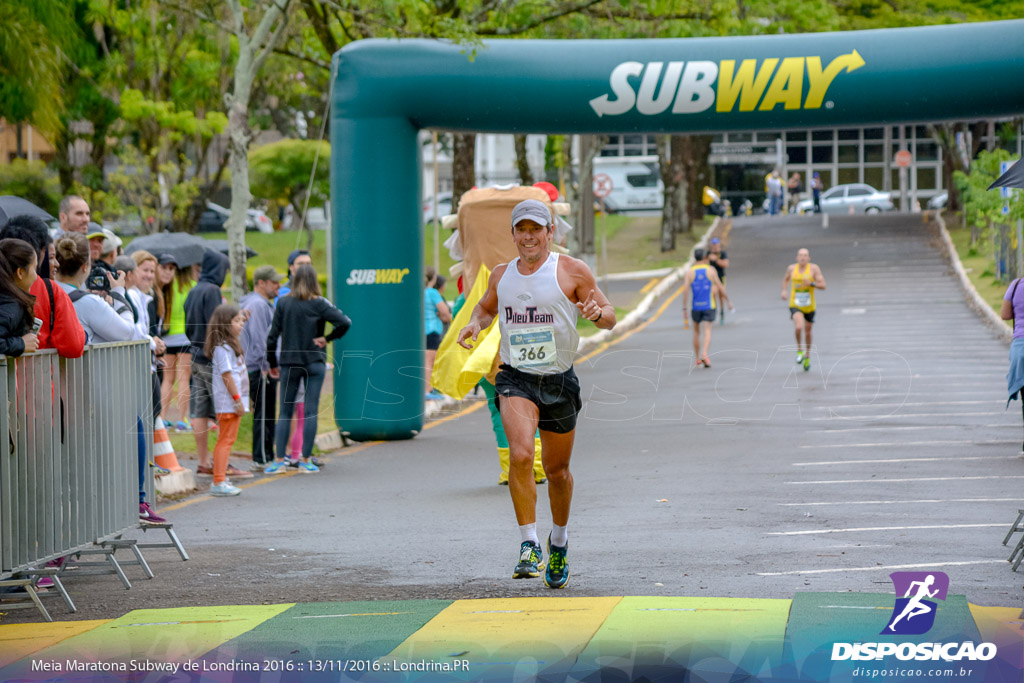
[812,265,827,290]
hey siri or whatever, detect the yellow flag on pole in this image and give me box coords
[431,264,500,399]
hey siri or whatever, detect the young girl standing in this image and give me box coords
[204,304,249,497]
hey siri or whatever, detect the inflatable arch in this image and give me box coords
[330,20,1024,441]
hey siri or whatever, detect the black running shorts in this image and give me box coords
[691,309,715,324]
[789,307,816,324]
[494,364,582,434]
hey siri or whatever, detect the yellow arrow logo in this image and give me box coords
[805,49,865,109]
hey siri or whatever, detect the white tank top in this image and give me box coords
[497,252,580,375]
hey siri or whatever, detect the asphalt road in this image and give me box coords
[35,213,1024,621]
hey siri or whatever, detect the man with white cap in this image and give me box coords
[458,198,615,589]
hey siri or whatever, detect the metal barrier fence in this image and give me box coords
[0,341,152,580]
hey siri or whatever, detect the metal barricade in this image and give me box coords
[0,341,152,580]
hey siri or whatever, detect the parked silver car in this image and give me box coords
[796,183,894,215]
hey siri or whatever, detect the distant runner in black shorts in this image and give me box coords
[459,198,615,589]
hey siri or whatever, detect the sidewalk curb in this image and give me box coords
[935,212,1012,344]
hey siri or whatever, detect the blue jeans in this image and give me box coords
[275,363,326,461]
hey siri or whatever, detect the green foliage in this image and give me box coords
[955,149,1024,238]
[0,0,77,133]
[86,145,202,229]
[249,139,330,211]
[0,160,61,214]
[119,89,228,142]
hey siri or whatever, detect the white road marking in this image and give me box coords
[812,424,1016,434]
[818,400,1002,410]
[787,475,1024,484]
[779,497,1024,507]
[808,411,1002,421]
[799,440,976,449]
[757,560,1004,576]
[793,455,1019,466]
[767,523,1004,536]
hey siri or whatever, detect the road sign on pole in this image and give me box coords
[895,150,912,168]
[593,173,613,199]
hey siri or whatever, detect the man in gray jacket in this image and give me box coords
[240,265,282,468]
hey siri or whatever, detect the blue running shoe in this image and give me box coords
[544,535,569,589]
[512,541,543,579]
[263,461,289,474]
[297,461,320,474]
[209,482,242,497]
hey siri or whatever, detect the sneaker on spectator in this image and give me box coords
[152,462,171,476]
[225,464,254,479]
[139,502,167,524]
[297,461,320,474]
[263,461,289,474]
[196,465,214,477]
[36,577,54,589]
[174,420,192,432]
[209,482,242,496]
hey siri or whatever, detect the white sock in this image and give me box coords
[550,524,568,548]
[519,523,539,546]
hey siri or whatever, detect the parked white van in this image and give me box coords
[592,156,664,212]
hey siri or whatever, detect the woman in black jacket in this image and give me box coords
[264,265,350,474]
[0,238,40,357]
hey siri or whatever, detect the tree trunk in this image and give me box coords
[575,135,600,261]
[226,64,254,301]
[15,124,23,159]
[658,135,687,250]
[514,134,534,186]
[685,135,713,226]
[451,132,476,211]
[225,0,290,301]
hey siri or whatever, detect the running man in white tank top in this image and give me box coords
[458,198,615,589]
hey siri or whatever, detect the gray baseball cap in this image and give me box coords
[510,199,551,227]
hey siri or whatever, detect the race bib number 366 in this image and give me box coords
[509,326,557,370]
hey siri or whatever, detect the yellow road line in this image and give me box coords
[639,277,660,294]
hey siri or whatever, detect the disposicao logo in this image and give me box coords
[884,571,948,636]
[589,52,864,117]
[830,572,997,663]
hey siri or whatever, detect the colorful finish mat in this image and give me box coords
[0,595,1020,682]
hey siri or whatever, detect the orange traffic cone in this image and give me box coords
[153,417,184,472]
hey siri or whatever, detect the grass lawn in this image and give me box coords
[946,218,1014,320]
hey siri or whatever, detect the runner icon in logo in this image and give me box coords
[883,571,949,635]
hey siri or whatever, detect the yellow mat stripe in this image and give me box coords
[969,604,1024,669]
[0,620,109,669]
[1,604,293,673]
[385,597,621,667]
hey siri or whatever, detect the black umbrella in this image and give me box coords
[124,232,209,268]
[204,239,258,258]
[0,196,55,225]
[988,159,1024,191]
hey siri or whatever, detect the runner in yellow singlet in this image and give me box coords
[780,248,826,372]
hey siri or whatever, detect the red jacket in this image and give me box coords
[31,278,86,358]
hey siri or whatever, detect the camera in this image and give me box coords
[86,264,112,293]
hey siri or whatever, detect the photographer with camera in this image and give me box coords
[53,233,137,344]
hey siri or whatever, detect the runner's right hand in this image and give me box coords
[457,324,480,349]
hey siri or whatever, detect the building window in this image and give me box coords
[812,130,833,142]
[863,128,884,140]
[838,167,859,185]
[838,129,860,141]
[787,145,807,164]
[916,166,937,190]
[864,144,884,163]
[838,145,859,163]
[864,167,884,189]
[812,146,833,164]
